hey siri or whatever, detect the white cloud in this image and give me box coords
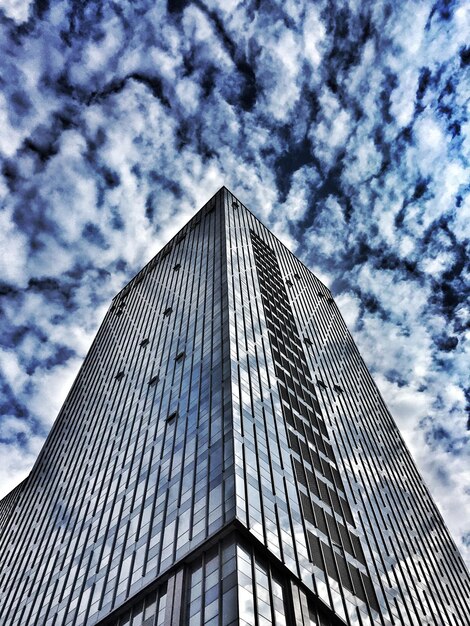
[420,250,453,276]
[335,291,362,331]
[257,26,303,121]
[0,0,32,23]
[0,349,28,396]
[0,94,27,157]
[27,358,83,430]
[312,88,352,166]
[0,208,29,286]
[302,6,326,69]
[343,135,382,185]
[389,66,419,128]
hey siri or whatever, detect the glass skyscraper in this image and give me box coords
[0,187,468,626]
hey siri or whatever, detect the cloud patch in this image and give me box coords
[0,0,468,566]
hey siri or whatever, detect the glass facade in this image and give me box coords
[0,193,234,625]
[224,188,470,625]
[0,187,469,625]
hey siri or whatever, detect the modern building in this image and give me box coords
[0,187,468,626]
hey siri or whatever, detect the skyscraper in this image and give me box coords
[0,187,468,626]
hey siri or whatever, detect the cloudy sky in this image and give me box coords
[0,0,469,563]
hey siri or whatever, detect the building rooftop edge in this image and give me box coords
[111,186,331,303]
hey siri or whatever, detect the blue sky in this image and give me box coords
[0,0,468,563]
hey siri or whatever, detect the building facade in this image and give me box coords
[0,187,468,626]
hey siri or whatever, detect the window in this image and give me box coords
[166,411,177,423]
[148,257,159,271]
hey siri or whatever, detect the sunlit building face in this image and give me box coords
[0,188,468,626]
